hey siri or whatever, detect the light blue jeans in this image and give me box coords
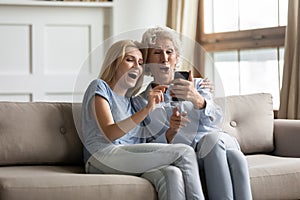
[197,132,253,200]
[85,143,204,200]
[142,165,185,200]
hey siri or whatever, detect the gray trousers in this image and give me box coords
[85,143,204,200]
[197,132,253,200]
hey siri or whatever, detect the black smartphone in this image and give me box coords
[174,71,189,80]
[150,82,160,88]
[172,71,189,101]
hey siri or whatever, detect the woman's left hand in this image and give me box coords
[201,77,214,93]
[165,107,190,143]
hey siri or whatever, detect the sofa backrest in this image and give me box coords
[0,102,83,166]
[0,94,274,165]
[215,93,274,154]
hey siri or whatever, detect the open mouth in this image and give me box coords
[128,72,138,79]
[160,66,169,73]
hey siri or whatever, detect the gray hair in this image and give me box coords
[141,26,182,56]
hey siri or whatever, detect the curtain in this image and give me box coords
[166,0,204,76]
[167,0,198,37]
[278,0,300,119]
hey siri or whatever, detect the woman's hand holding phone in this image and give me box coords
[170,70,206,109]
[170,71,192,102]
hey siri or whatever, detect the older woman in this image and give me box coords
[133,26,253,200]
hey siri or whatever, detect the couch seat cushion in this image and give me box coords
[0,166,156,200]
[247,154,300,200]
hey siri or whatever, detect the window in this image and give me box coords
[199,0,288,109]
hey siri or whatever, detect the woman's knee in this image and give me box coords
[200,132,240,156]
[198,132,223,158]
[203,132,221,144]
[161,165,183,178]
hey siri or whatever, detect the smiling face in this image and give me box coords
[146,38,178,85]
[113,47,144,93]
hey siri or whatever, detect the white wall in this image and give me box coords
[0,0,168,102]
[113,0,168,39]
[0,2,113,102]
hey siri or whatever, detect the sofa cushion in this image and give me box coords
[247,154,300,200]
[0,166,156,200]
[0,102,83,166]
[215,93,274,154]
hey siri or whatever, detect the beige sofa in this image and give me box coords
[0,93,300,200]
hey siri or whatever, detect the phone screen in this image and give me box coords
[174,71,189,80]
[172,71,189,101]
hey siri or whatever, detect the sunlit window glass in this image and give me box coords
[213,51,239,97]
[239,49,280,109]
[213,0,239,32]
[204,0,214,33]
[279,48,284,88]
[279,0,288,26]
[202,0,287,110]
[204,0,285,33]
[240,0,278,30]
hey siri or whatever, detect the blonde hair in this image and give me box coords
[99,40,145,97]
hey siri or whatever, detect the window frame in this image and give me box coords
[197,0,286,53]
[195,0,287,111]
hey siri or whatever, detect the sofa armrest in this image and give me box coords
[273,119,300,157]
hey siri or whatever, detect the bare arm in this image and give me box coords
[95,86,166,142]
